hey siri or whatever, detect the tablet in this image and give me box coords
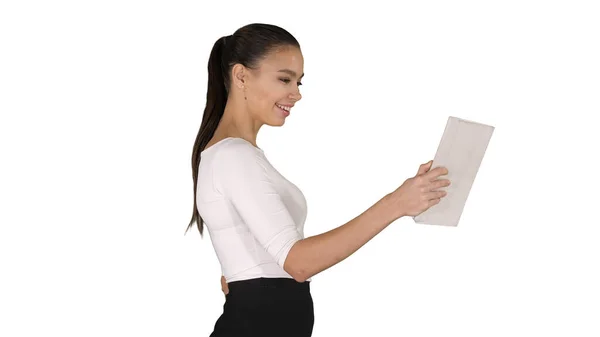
[413,116,495,227]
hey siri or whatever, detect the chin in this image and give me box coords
[266,107,288,126]
[265,117,286,127]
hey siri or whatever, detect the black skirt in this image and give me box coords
[209,277,314,337]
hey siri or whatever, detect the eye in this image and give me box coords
[280,78,303,86]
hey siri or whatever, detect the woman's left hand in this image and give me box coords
[221,275,229,295]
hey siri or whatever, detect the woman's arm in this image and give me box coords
[284,163,449,282]
[284,193,398,282]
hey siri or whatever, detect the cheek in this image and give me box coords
[252,85,279,110]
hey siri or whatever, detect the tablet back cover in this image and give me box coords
[414,116,495,227]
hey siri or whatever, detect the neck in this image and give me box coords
[217,96,262,147]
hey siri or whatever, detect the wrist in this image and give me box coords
[381,193,405,221]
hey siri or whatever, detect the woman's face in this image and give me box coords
[239,46,304,126]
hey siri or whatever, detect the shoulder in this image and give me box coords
[214,138,263,164]
[211,138,269,178]
[212,139,269,194]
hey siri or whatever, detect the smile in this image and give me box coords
[276,104,291,112]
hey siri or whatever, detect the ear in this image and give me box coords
[231,63,246,89]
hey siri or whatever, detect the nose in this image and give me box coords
[289,89,302,102]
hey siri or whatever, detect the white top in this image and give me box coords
[196,137,310,283]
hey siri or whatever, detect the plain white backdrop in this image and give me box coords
[1,0,599,336]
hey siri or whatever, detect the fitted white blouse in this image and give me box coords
[196,137,310,283]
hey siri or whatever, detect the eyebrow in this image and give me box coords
[278,69,304,80]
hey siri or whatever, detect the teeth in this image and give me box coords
[277,104,290,112]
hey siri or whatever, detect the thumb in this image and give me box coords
[416,160,433,176]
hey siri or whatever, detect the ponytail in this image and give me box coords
[185,36,230,236]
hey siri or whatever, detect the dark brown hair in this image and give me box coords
[186,23,301,236]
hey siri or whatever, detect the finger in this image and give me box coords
[430,178,451,190]
[416,160,433,176]
[424,166,448,181]
[426,190,447,200]
[428,198,441,207]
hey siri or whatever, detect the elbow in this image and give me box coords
[283,243,309,283]
[294,275,308,283]
[291,266,309,283]
[286,263,308,283]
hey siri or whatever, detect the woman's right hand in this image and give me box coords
[389,160,451,218]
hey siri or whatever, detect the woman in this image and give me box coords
[187,23,450,337]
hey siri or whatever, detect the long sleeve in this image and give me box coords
[214,143,302,268]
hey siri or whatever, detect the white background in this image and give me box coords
[1,0,599,336]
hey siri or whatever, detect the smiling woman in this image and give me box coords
[186,23,313,337]
[188,19,450,337]
[186,22,450,337]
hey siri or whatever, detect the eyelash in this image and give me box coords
[280,78,303,86]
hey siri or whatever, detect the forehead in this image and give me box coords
[258,46,304,74]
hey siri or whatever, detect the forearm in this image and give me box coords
[284,193,401,282]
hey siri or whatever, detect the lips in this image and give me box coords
[276,103,292,117]
[276,104,290,117]
[276,103,292,112]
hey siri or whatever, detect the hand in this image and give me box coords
[389,160,451,218]
[221,275,229,296]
